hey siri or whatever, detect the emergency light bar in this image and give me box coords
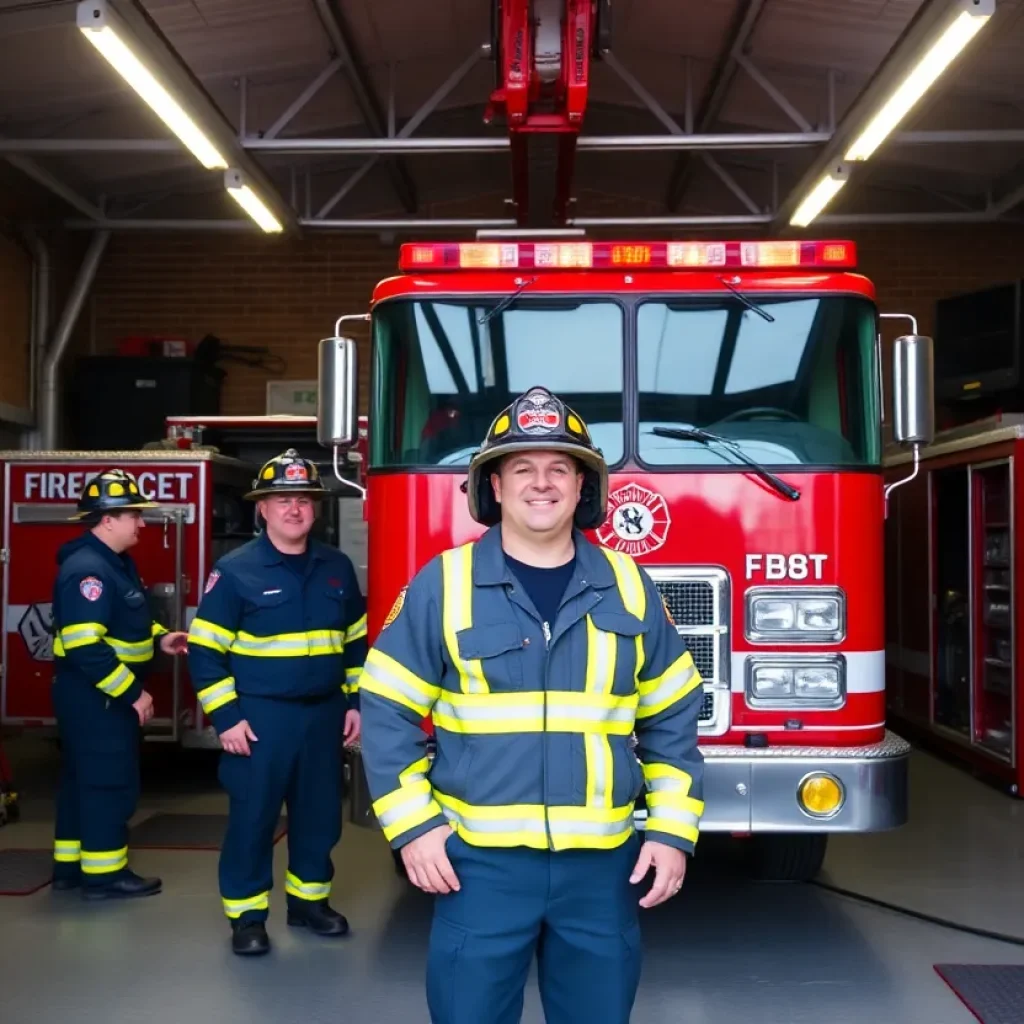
[398,240,857,272]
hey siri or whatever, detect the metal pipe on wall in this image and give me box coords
[40,230,110,450]
[21,228,50,422]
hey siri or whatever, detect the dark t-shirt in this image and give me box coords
[505,554,577,631]
[281,548,311,578]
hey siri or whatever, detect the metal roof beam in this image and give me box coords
[4,155,104,220]
[263,57,344,140]
[312,0,417,213]
[664,0,769,211]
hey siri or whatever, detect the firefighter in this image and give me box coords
[359,386,706,1024]
[187,448,366,957]
[51,468,189,899]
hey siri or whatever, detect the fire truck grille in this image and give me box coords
[657,580,714,626]
[651,571,729,732]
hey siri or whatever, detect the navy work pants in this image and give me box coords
[427,830,644,1024]
[218,692,345,923]
[52,675,141,888]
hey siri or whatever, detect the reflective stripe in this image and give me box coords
[229,629,344,657]
[642,763,704,842]
[345,614,367,643]
[284,871,331,901]
[436,793,636,851]
[197,677,238,713]
[54,839,81,863]
[222,891,270,919]
[645,805,702,843]
[104,635,154,663]
[442,544,489,694]
[360,648,439,717]
[96,663,135,698]
[637,650,701,719]
[58,622,106,650]
[343,666,361,695]
[81,846,128,875]
[431,690,638,735]
[372,758,443,843]
[585,733,614,808]
[584,613,619,808]
[188,617,235,654]
[151,622,169,637]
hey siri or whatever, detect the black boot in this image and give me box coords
[82,870,162,901]
[231,920,271,956]
[51,872,81,891]
[287,900,349,936]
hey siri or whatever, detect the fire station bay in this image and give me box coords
[4,2,1024,1022]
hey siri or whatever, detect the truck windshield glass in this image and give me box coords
[372,299,625,467]
[637,296,880,467]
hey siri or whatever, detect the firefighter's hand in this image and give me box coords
[220,720,259,757]
[631,839,687,908]
[132,690,154,726]
[400,825,461,895]
[343,709,361,747]
[159,631,188,655]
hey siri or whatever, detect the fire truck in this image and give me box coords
[317,236,936,880]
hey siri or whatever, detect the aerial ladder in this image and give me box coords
[485,0,611,227]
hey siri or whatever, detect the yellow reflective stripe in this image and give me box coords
[53,637,65,657]
[435,793,637,851]
[642,763,704,842]
[431,689,638,735]
[58,622,107,650]
[229,629,345,657]
[81,846,128,875]
[642,762,694,793]
[442,543,489,694]
[151,621,169,637]
[54,839,81,863]
[373,759,443,843]
[342,666,362,695]
[644,808,702,844]
[345,614,367,643]
[188,617,235,653]
[96,663,135,698]
[360,648,439,717]
[197,677,238,713]
[584,613,618,808]
[600,549,647,684]
[104,635,154,662]
[637,650,701,719]
[284,871,331,901]
[222,891,270,919]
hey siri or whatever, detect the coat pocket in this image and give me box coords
[589,610,649,695]
[454,621,526,690]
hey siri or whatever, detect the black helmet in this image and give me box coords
[71,468,160,522]
[466,386,608,530]
[244,448,329,500]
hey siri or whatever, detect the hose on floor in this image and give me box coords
[809,879,1024,947]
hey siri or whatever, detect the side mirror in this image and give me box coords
[892,333,935,448]
[317,335,358,448]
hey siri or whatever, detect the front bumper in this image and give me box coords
[635,730,910,834]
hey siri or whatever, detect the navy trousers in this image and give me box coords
[427,829,644,1024]
[218,692,345,923]
[52,675,141,888]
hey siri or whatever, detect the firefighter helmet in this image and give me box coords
[244,448,329,500]
[466,386,608,530]
[71,468,160,522]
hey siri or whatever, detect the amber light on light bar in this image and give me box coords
[399,240,857,272]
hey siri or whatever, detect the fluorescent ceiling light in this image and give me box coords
[790,164,849,228]
[225,169,284,233]
[77,1,227,170]
[845,0,993,162]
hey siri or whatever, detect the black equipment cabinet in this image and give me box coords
[69,356,225,450]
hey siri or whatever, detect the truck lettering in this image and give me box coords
[23,471,191,502]
[745,553,828,581]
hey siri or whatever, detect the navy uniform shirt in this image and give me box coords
[51,532,167,706]
[187,531,368,734]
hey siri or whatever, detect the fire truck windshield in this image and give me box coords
[371,293,879,470]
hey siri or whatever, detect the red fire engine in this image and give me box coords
[317,236,936,879]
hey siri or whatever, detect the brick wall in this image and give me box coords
[82,221,1024,418]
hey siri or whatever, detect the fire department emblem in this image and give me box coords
[79,576,104,602]
[597,484,672,556]
[284,463,309,481]
[383,587,407,629]
[515,390,561,434]
[204,570,221,594]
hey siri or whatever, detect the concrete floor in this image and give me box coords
[1,736,1023,1024]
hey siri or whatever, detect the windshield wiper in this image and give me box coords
[718,276,774,323]
[650,426,801,501]
[478,277,538,325]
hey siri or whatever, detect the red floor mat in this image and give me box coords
[0,848,53,895]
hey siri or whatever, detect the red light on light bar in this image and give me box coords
[398,240,857,272]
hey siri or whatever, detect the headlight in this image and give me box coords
[746,587,845,642]
[746,656,845,708]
